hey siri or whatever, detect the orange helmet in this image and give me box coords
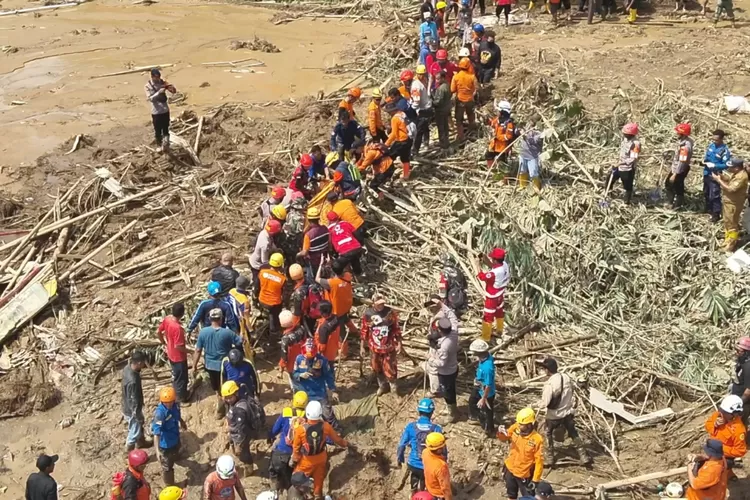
[332,170,344,182]
[675,123,691,136]
[622,123,639,135]
[159,387,176,403]
[348,87,362,98]
[399,69,414,82]
[458,58,471,71]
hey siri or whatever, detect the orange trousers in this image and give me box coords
[294,452,328,496]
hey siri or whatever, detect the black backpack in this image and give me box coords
[445,266,468,312]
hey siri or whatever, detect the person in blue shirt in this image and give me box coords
[152,386,186,486]
[193,308,244,418]
[419,11,439,49]
[520,480,556,500]
[221,348,260,400]
[703,129,731,223]
[419,37,437,66]
[397,398,445,495]
[309,145,328,179]
[187,281,239,335]
[266,391,308,494]
[468,339,496,437]
[330,108,366,161]
[292,338,341,432]
[386,88,418,123]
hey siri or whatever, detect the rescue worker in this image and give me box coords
[297,207,330,281]
[712,157,748,251]
[420,37,439,69]
[287,472,315,500]
[290,155,314,200]
[316,258,358,336]
[211,252,240,295]
[309,145,329,180]
[435,1,447,38]
[361,293,402,395]
[451,58,478,142]
[686,440,728,500]
[339,87,361,119]
[457,1,473,47]
[368,89,387,142]
[280,194,308,264]
[497,408,545,500]
[432,71,452,153]
[429,49,458,90]
[152,387,187,486]
[397,399,444,494]
[520,482,556,500]
[425,296,459,422]
[258,187,288,228]
[229,276,254,356]
[478,30,502,83]
[280,309,309,376]
[486,100,516,169]
[187,281,239,335]
[476,247,510,342]
[250,220,282,300]
[399,69,414,100]
[707,0,736,26]
[703,129,731,223]
[358,138,396,197]
[323,213,363,276]
[122,350,152,452]
[385,101,414,181]
[469,24,485,70]
[268,391,309,493]
[665,122,694,209]
[292,339,341,431]
[222,381,256,473]
[204,455,248,500]
[258,252,287,336]
[411,64,433,157]
[419,11,439,49]
[157,486,186,500]
[705,394,746,481]
[26,454,59,500]
[328,153,363,200]
[120,450,151,500]
[290,401,350,500]
[312,300,342,370]
[287,265,310,329]
[518,115,544,191]
[327,191,366,244]
[437,254,468,316]
[468,339,496,436]
[422,432,452,500]
[457,47,475,75]
[537,357,589,466]
[730,336,750,428]
[330,108,366,161]
[145,68,176,152]
[221,348,260,400]
[420,0,435,20]
[608,123,641,205]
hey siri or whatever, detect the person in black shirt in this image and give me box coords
[25,454,58,500]
[122,350,152,452]
[478,30,501,85]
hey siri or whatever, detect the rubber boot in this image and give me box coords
[532,177,542,191]
[136,434,153,449]
[126,443,136,452]
[443,404,458,424]
[163,469,175,487]
[624,190,632,205]
[376,374,390,396]
[518,173,529,188]
[573,437,591,465]
[402,162,411,181]
[545,443,556,467]
[494,317,504,335]
[627,8,637,22]
[481,322,493,342]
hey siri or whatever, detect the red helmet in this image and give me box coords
[266,219,282,235]
[621,122,639,135]
[399,69,414,82]
[303,338,317,359]
[436,49,448,61]
[327,211,339,222]
[348,87,362,98]
[300,154,313,168]
[488,248,506,260]
[412,492,434,500]
[271,186,286,199]
[737,337,750,351]
[128,449,149,468]
[675,123,691,136]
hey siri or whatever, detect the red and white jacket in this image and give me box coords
[328,220,361,255]
[477,262,510,298]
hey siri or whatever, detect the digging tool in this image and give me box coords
[396,464,411,491]
[649,156,669,203]
[598,171,615,208]
[335,326,354,383]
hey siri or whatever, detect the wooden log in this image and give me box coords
[59,220,138,281]
[194,116,204,155]
[596,467,685,491]
[94,64,175,79]
[0,0,87,16]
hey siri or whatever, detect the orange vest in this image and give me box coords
[368,100,384,135]
[327,274,353,316]
[358,144,393,175]
[422,449,452,499]
[489,117,516,153]
[705,412,747,459]
[258,266,286,306]
[386,112,409,146]
[498,423,544,481]
[314,316,341,362]
[398,84,410,99]
[332,199,364,229]
[339,99,355,118]
[686,458,728,500]
[450,70,477,103]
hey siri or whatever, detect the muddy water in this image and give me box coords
[0,0,382,166]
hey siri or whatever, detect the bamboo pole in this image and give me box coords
[59,220,138,281]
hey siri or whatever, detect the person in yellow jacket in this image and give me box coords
[497,408,544,500]
[229,276,254,359]
[368,89,387,143]
[712,158,749,251]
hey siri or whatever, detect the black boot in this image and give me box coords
[624,190,632,205]
[673,194,684,209]
[126,443,136,452]
[711,213,720,223]
[136,434,153,449]
[162,470,175,487]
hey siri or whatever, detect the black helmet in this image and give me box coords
[228,348,243,365]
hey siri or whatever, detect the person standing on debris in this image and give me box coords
[258,252,287,336]
[258,187,288,228]
[290,155,314,200]
[497,408,545,500]
[422,432,453,500]
[486,100,517,169]
[385,101,414,181]
[187,281,240,335]
[268,391,309,494]
[358,139,396,197]
[705,0,736,26]
[25,454,59,500]
[431,71,452,154]
[204,455,249,500]
[323,215,363,276]
[328,152,363,200]
[280,309,310,376]
[152,387,186,486]
[221,381,256,474]
[327,191,366,244]
[713,158,748,251]
[222,348,260,400]
[457,0,474,47]
[420,11,440,49]
[119,450,150,500]
[293,339,341,432]
[437,255,468,317]
[411,64,434,157]
[145,68,176,152]
[435,1,447,38]
[317,258,358,335]
[368,89,387,143]
[157,303,190,404]
[298,207,330,282]
[361,293,402,396]
[664,123,694,209]
[339,87,362,120]
[211,252,240,295]
[478,30,502,83]
[468,339,496,436]
[686,440,728,500]
[705,394,746,481]
[194,308,244,418]
[429,50,458,90]
[250,219,282,300]
[425,297,459,422]
[703,129,731,223]
[122,350,152,452]
[421,0,435,21]
[518,115,544,191]
[312,301,343,370]
[330,108,366,162]
[537,357,589,466]
[290,400,350,500]
[419,37,438,68]
[288,265,311,329]
[397,399,444,495]
[607,123,641,205]
[451,58,478,142]
[281,194,308,263]
[476,247,510,342]
[230,276,254,355]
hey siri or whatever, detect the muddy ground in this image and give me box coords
[3,0,750,499]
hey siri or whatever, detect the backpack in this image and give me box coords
[110,471,126,500]
[415,422,438,459]
[285,414,305,447]
[301,421,327,456]
[444,266,468,312]
[243,397,266,436]
[307,284,325,320]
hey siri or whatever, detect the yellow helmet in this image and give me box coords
[159,486,185,500]
[271,204,287,221]
[289,263,304,280]
[221,380,239,398]
[425,432,446,450]
[416,64,427,75]
[325,151,340,167]
[307,206,321,219]
[372,88,382,98]
[516,407,536,425]
[293,391,309,409]
[269,252,284,268]
[436,0,447,8]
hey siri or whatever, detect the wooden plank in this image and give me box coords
[0,280,56,346]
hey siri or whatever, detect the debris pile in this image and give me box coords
[230,36,281,53]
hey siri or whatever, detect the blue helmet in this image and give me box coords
[207,281,221,296]
[472,23,485,33]
[461,0,470,5]
[417,398,435,414]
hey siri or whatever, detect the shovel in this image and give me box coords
[598,171,615,208]
[648,156,669,203]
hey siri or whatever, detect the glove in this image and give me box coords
[527,481,538,493]
[288,456,296,468]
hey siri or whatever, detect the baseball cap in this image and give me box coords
[704,439,724,458]
[539,357,558,372]
[209,308,223,319]
[437,317,452,332]
[536,481,555,497]
[36,454,58,470]
[291,471,313,488]
[423,294,442,307]
[150,68,161,77]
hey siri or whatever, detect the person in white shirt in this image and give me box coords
[410,64,434,157]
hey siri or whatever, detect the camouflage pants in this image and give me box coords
[715,0,734,19]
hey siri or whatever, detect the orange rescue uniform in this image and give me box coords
[451,70,478,103]
[331,199,364,229]
[398,84,410,99]
[422,449,453,500]
[459,57,475,75]
[339,98,355,119]
[386,112,410,146]
[686,458,728,500]
[497,423,544,482]
[705,412,747,459]
[326,274,353,317]
[358,144,394,174]
[314,316,341,362]
[488,118,516,154]
[292,419,348,497]
[258,266,286,307]
[368,100,384,136]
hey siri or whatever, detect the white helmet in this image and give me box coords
[459,47,470,57]
[469,339,489,353]
[495,99,512,113]
[279,309,294,328]
[719,394,744,414]
[216,455,236,479]
[423,10,433,18]
[664,482,684,498]
[256,492,279,500]
[306,400,323,420]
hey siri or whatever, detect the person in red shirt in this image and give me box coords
[326,211,363,276]
[360,293,402,396]
[157,302,190,403]
[289,154,314,199]
[429,49,459,90]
